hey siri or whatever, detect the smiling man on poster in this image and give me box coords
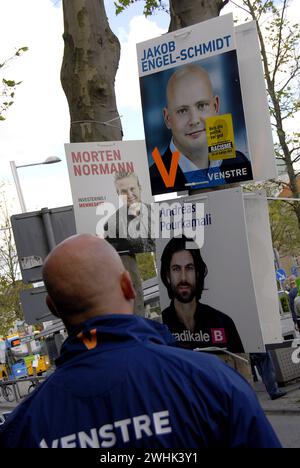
[150,63,252,193]
[104,171,155,253]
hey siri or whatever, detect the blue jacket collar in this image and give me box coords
[56,314,176,367]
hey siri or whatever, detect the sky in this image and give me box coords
[0,0,299,215]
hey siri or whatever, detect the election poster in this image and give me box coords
[155,187,282,353]
[137,14,275,196]
[65,140,154,254]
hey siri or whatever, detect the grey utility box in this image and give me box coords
[269,342,300,385]
[11,205,76,284]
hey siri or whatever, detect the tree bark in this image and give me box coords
[61,0,144,315]
[61,0,122,142]
[169,0,229,31]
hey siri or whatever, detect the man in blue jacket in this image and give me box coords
[0,234,281,448]
[288,276,300,332]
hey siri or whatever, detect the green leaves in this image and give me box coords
[136,252,156,280]
[114,0,166,17]
[2,79,21,87]
[15,46,28,56]
[0,46,28,120]
[268,199,300,257]
[0,189,32,335]
[114,0,130,15]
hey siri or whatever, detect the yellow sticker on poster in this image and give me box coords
[206,113,236,160]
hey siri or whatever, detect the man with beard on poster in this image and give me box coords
[160,236,244,352]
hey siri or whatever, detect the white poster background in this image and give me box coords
[235,21,277,181]
[156,188,282,352]
[65,140,153,236]
[243,191,282,344]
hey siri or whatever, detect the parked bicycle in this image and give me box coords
[0,381,15,402]
[27,378,43,394]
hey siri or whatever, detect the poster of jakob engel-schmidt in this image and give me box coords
[65,140,154,254]
[137,13,254,196]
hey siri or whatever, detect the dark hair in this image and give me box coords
[160,235,208,300]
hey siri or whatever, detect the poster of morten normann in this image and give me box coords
[137,14,254,195]
[65,140,154,254]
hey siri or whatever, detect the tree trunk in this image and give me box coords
[169,0,229,31]
[61,0,144,315]
[61,0,122,143]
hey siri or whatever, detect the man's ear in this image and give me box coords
[46,294,60,318]
[163,107,172,129]
[120,271,136,300]
[214,95,220,113]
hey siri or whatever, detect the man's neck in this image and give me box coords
[65,305,134,331]
[174,298,197,331]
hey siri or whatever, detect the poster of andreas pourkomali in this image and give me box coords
[65,140,154,254]
[137,14,254,196]
[155,189,276,354]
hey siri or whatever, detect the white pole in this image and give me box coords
[10,160,27,213]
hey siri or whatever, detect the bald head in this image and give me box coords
[166,64,213,107]
[43,234,135,328]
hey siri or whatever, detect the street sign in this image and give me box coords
[19,286,56,325]
[291,266,298,277]
[276,268,287,282]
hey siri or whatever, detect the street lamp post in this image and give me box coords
[10,156,61,213]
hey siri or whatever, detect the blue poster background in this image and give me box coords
[139,50,251,190]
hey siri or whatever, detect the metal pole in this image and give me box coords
[10,160,27,213]
[11,381,20,403]
[41,208,56,251]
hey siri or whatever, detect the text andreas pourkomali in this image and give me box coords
[96,201,210,247]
